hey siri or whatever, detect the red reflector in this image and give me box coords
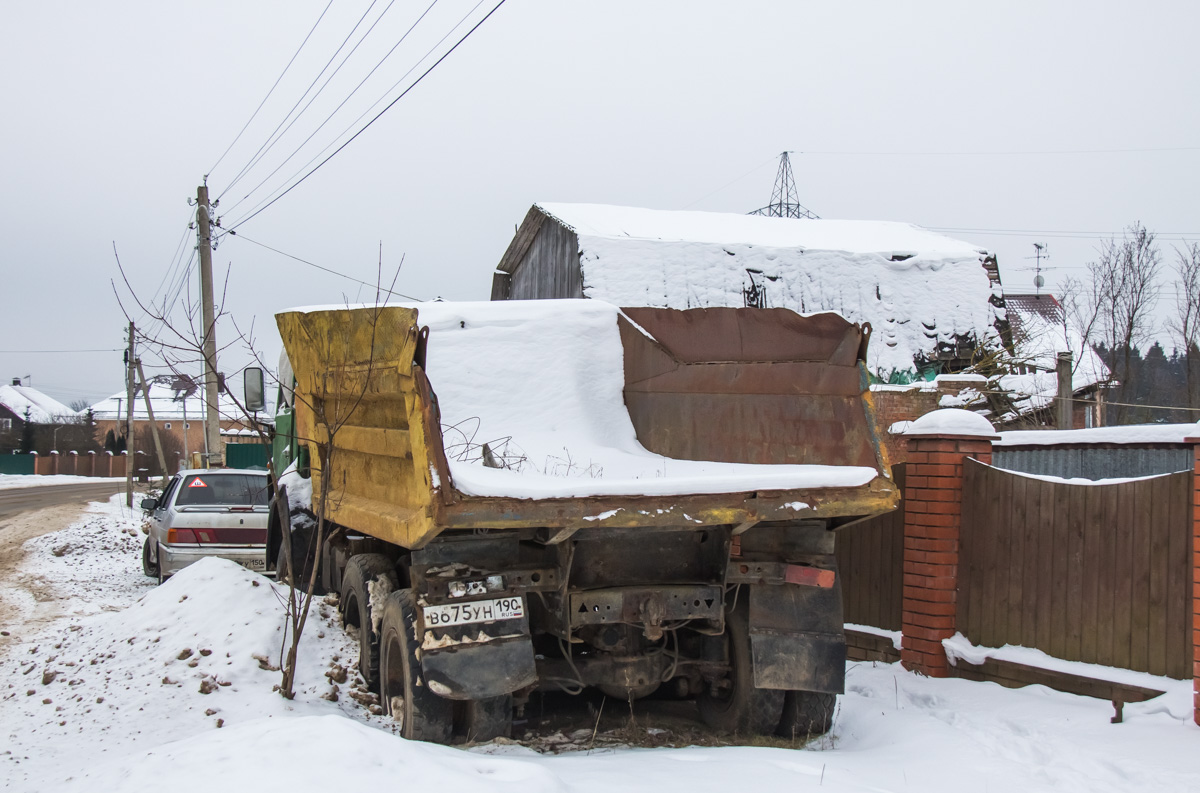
[167,528,198,544]
[785,565,836,588]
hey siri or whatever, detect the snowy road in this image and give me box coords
[0,481,126,520]
[0,496,1196,793]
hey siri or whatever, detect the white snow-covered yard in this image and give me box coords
[0,497,1196,793]
[0,474,126,491]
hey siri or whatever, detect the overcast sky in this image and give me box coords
[2,1,1197,407]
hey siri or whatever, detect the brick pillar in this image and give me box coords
[901,410,998,676]
[1189,439,1200,726]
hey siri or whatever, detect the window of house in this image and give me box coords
[0,418,11,431]
[164,423,172,430]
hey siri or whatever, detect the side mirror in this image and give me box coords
[140,497,158,512]
[244,367,266,412]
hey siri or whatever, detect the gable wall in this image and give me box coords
[508,219,582,300]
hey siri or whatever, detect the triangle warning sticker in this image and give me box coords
[188,478,208,488]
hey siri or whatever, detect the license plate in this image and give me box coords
[423,596,524,628]
[239,558,266,571]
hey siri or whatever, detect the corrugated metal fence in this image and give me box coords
[992,444,1193,480]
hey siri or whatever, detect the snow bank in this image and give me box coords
[534,203,1001,378]
[903,408,998,438]
[0,474,125,491]
[942,633,1190,713]
[995,422,1200,446]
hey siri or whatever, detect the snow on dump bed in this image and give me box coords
[535,203,1002,378]
[410,299,878,499]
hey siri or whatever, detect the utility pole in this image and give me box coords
[124,322,135,507]
[196,184,224,469]
[135,360,169,484]
[1056,351,1073,430]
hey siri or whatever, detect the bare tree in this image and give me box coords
[1064,223,1162,423]
[1167,242,1200,409]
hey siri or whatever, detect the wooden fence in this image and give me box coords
[960,459,1192,679]
[837,463,905,632]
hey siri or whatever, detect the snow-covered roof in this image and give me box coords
[997,294,1110,418]
[529,203,1003,377]
[90,381,250,422]
[995,423,1200,447]
[0,384,76,424]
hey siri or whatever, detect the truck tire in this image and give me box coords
[777,691,836,739]
[339,554,397,689]
[461,695,512,743]
[276,524,323,595]
[698,594,784,736]
[142,537,158,579]
[378,589,453,743]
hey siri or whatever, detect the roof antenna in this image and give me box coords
[748,152,819,219]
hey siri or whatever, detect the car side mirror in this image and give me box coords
[244,367,266,412]
[140,498,158,512]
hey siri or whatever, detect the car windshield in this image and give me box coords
[174,474,269,507]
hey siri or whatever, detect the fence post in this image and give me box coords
[901,409,999,676]
[1188,436,1200,726]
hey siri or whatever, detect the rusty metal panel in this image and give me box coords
[618,308,885,470]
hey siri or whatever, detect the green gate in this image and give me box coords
[225,443,270,471]
[0,454,36,475]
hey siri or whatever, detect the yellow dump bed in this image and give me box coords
[276,300,897,549]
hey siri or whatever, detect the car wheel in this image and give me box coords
[141,537,158,579]
[379,589,453,744]
[777,691,837,739]
[339,554,398,689]
[156,543,168,586]
[697,591,785,736]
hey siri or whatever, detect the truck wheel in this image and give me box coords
[378,589,453,743]
[277,525,323,595]
[141,537,158,579]
[340,554,397,689]
[777,691,836,739]
[698,594,784,736]
[461,695,512,743]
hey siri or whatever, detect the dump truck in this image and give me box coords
[265,299,896,744]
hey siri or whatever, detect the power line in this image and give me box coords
[219,0,487,231]
[931,225,1200,240]
[222,0,440,219]
[0,348,123,354]
[228,231,422,300]
[220,0,384,200]
[804,146,1200,156]
[226,0,508,233]
[682,154,778,209]
[208,0,335,180]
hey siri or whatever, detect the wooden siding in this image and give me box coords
[960,459,1193,679]
[507,215,583,300]
[836,463,905,632]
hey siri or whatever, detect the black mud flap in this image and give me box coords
[746,574,846,694]
[420,637,537,700]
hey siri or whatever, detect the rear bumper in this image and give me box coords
[159,544,271,577]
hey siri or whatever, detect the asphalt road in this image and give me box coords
[0,482,129,522]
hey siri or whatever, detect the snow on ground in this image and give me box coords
[0,474,126,490]
[1,499,1197,792]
